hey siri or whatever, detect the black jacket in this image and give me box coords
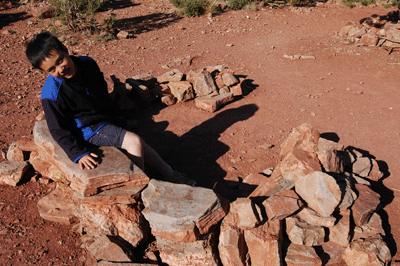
[41,56,122,163]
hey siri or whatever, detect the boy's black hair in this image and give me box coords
[25,31,65,69]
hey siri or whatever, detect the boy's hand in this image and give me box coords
[78,153,98,170]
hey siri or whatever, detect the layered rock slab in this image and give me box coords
[141,179,229,242]
[157,233,220,266]
[37,182,78,224]
[33,120,149,196]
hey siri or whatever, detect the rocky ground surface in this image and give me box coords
[1,0,400,265]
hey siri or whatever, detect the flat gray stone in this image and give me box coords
[142,179,228,242]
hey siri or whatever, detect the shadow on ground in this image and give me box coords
[0,12,29,30]
[114,13,182,36]
[137,103,259,189]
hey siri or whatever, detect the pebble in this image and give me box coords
[263,167,274,176]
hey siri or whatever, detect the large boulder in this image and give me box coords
[33,120,149,196]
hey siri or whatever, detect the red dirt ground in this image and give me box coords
[1,0,400,265]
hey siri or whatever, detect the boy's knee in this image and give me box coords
[122,132,143,148]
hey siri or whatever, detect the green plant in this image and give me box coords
[94,31,116,42]
[184,0,206,16]
[169,0,217,17]
[263,0,286,8]
[228,0,251,10]
[342,0,356,7]
[170,0,186,8]
[51,0,102,29]
[103,12,116,29]
[341,0,376,8]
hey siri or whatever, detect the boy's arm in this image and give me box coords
[42,98,92,163]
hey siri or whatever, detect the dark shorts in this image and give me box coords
[87,124,127,148]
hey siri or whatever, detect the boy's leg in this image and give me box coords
[121,131,196,186]
[121,131,173,177]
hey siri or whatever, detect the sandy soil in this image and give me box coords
[1,0,400,264]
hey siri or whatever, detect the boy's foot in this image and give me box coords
[166,171,197,187]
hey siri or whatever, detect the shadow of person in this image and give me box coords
[137,104,259,188]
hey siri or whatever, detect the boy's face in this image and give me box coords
[39,49,76,79]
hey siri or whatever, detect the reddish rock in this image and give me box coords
[214,74,226,91]
[206,65,227,73]
[75,203,148,247]
[230,78,245,96]
[353,157,372,178]
[316,149,343,173]
[385,28,400,42]
[262,189,302,221]
[295,171,342,217]
[238,172,268,196]
[286,216,325,246]
[280,123,320,160]
[116,30,129,39]
[142,179,228,242]
[244,220,283,266]
[6,136,36,161]
[249,165,295,199]
[131,73,154,83]
[353,212,386,241]
[221,71,239,87]
[6,141,25,161]
[285,243,322,266]
[29,151,69,184]
[157,69,183,83]
[157,232,220,266]
[352,184,380,226]
[30,4,54,19]
[280,149,322,183]
[337,181,357,213]
[168,81,195,102]
[231,198,262,230]
[0,161,30,186]
[321,241,346,265]
[296,207,336,227]
[339,25,357,37]
[76,185,146,205]
[37,183,77,224]
[195,92,234,112]
[218,212,247,266]
[87,235,133,263]
[342,237,392,266]
[367,159,384,181]
[191,70,218,97]
[317,138,344,152]
[348,27,367,38]
[329,209,351,246]
[33,120,149,196]
[219,86,231,94]
[161,94,177,106]
[382,40,400,48]
[135,84,151,100]
[360,31,379,46]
